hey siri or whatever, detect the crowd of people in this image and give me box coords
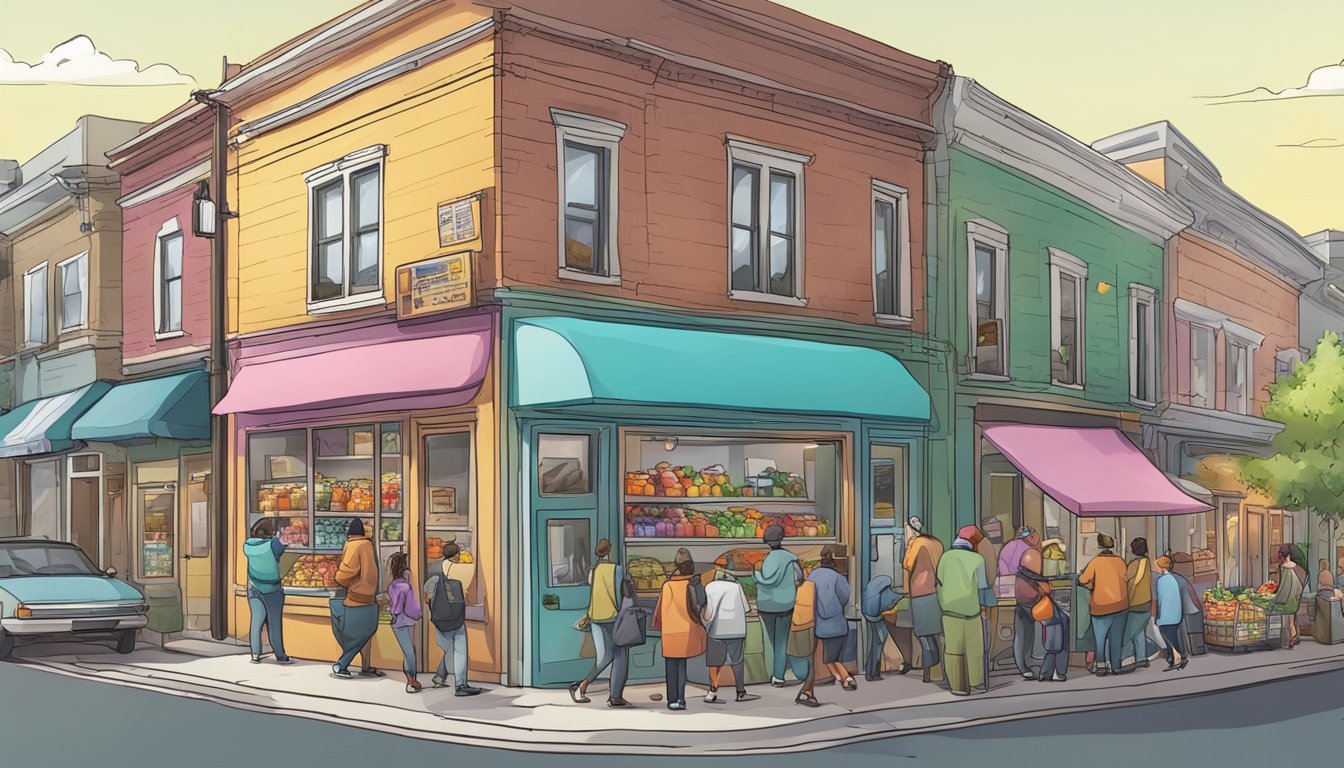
[238,513,1313,711]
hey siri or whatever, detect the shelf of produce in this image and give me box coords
[283,547,344,555]
[313,511,375,517]
[626,537,834,547]
[283,586,341,597]
[624,497,815,505]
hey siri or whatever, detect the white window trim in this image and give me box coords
[153,218,185,340]
[1128,283,1158,406]
[1225,336,1254,416]
[56,251,89,334]
[552,109,625,283]
[23,262,49,348]
[872,179,912,324]
[966,219,1010,380]
[726,136,810,306]
[1048,248,1087,389]
[1188,321,1217,409]
[305,144,387,314]
[1223,319,1265,350]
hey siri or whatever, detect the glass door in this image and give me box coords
[528,424,608,687]
[420,427,472,677]
[179,456,212,633]
[138,486,176,582]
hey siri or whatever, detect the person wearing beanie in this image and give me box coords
[902,516,944,681]
[331,516,379,679]
[936,527,994,695]
[1079,532,1128,675]
[999,526,1043,679]
[1122,537,1155,671]
[754,524,805,687]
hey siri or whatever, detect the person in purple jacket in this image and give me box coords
[386,551,423,693]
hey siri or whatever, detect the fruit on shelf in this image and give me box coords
[625,461,810,500]
[278,518,310,547]
[624,504,831,539]
[283,554,341,589]
[626,556,667,592]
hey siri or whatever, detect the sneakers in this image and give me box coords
[704,689,720,704]
[950,690,970,697]
[250,655,263,664]
[667,701,686,711]
[770,677,788,688]
[431,675,449,688]
[841,678,858,691]
[455,684,483,697]
[1021,670,1037,680]
[275,657,295,666]
[736,691,760,703]
[330,664,353,680]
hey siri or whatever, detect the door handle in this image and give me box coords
[181,554,194,560]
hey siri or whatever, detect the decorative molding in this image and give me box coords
[1172,298,1228,328]
[550,109,627,138]
[1223,319,1265,349]
[725,136,813,166]
[943,78,1193,243]
[116,161,209,209]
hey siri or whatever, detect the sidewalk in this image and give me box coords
[14,638,1344,755]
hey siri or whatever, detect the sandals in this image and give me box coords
[568,682,591,704]
[795,693,821,708]
[841,678,858,691]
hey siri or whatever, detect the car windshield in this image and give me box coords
[0,543,99,577]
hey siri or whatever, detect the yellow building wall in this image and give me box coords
[227,11,496,337]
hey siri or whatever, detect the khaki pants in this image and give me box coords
[942,614,985,694]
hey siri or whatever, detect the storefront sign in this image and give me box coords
[428,486,457,526]
[438,194,481,248]
[396,251,474,319]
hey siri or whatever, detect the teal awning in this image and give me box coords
[71,371,210,442]
[0,382,112,458]
[513,317,930,421]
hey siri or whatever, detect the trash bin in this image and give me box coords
[1312,595,1344,645]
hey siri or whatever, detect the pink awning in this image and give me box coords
[981,425,1212,517]
[214,331,490,415]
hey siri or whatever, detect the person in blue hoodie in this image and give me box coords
[809,545,856,691]
[754,524,805,687]
[243,518,292,665]
[861,574,908,681]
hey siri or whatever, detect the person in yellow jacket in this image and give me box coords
[331,518,379,679]
[1122,537,1154,671]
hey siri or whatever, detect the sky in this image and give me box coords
[1,1,1342,235]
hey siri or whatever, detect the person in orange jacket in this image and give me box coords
[331,518,379,679]
[1079,533,1128,676]
[653,548,707,711]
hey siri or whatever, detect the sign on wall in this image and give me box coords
[438,193,482,249]
[396,251,475,319]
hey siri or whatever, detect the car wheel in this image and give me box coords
[114,629,136,655]
[0,629,13,660]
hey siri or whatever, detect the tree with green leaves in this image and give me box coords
[1240,331,1344,561]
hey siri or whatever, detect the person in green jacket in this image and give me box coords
[936,525,994,696]
[754,524,805,687]
[243,518,293,665]
[1273,544,1306,649]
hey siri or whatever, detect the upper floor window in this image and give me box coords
[552,109,625,285]
[1189,323,1216,408]
[156,220,183,336]
[58,252,88,332]
[1048,248,1087,388]
[967,220,1009,377]
[24,263,47,346]
[727,137,810,307]
[305,145,386,313]
[872,181,911,321]
[1129,285,1157,403]
[1222,321,1263,415]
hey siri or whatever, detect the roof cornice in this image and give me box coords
[943,78,1193,243]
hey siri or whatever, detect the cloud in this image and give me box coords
[1202,60,1344,105]
[1277,137,1344,149]
[0,36,194,87]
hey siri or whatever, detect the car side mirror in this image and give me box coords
[104,567,118,578]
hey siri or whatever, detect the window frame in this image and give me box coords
[1048,248,1088,389]
[1225,336,1255,416]
[1188,322,1217,409]
[56,251,89,334]
[24,262,49,347]
[725,137,810,307]
[1128,284,1158,405]
[552,109,626,286]
[154,218,185,339]
[304,145,387,315]
[966,219,1010,380]
[872,180,912,324]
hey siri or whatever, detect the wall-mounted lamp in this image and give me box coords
[192,180,217,238]
[662,437,679,451]
[1096,281,1114,295]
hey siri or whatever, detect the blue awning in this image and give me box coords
[71,371,210,442]
[513,317,931,421]
[0,383,112,458]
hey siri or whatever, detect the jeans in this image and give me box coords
[863,620,889,678]
[665,657,688,705]
[942,614,985,694]
[760,611,792,682]
[609,644,630,701]
[1159,623,1185,659]
[1040,649,1067,680]
[1090,612,1125,671]
[582,622,615,687]
[434,625,469,686]
[247,588,287,660]
[1123,608,1150,666]
[391,625,417,678]
[1013,604,1036,675]
[917,634,941,670]
[334,604,379,672]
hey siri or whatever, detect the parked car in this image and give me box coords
[0,538,148,658]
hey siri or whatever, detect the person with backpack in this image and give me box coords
[1019,565,1067,682]
[652,548,706,711]
[386,551,422,693]
[702,566,758,704]
[571,539,629,705]
[861,573,907,681]
[424,542,483,696]
[754,524,805,687]
[809,545,856,691]
[243,518,293,665]
[331,518,378,679]
[789,567,820,707]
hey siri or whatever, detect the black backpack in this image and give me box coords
[426,574,466,632]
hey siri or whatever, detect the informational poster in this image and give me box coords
[396,251,474,319]
[437,193,481,248]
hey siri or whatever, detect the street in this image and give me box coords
[1,658,1334,767]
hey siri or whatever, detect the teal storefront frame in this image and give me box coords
[497,289,948,688]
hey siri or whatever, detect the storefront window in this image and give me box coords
[424,430,477,606]
[1223,501,1241,586]
[379,423,403,542]
[26,460,61,541]
[547,518,591,587]
[313,425,376,550]
[870,445,907,527]
[538,434,591,495]
[139,487,174,579]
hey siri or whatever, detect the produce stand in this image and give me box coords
[1203,583,1283,652]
